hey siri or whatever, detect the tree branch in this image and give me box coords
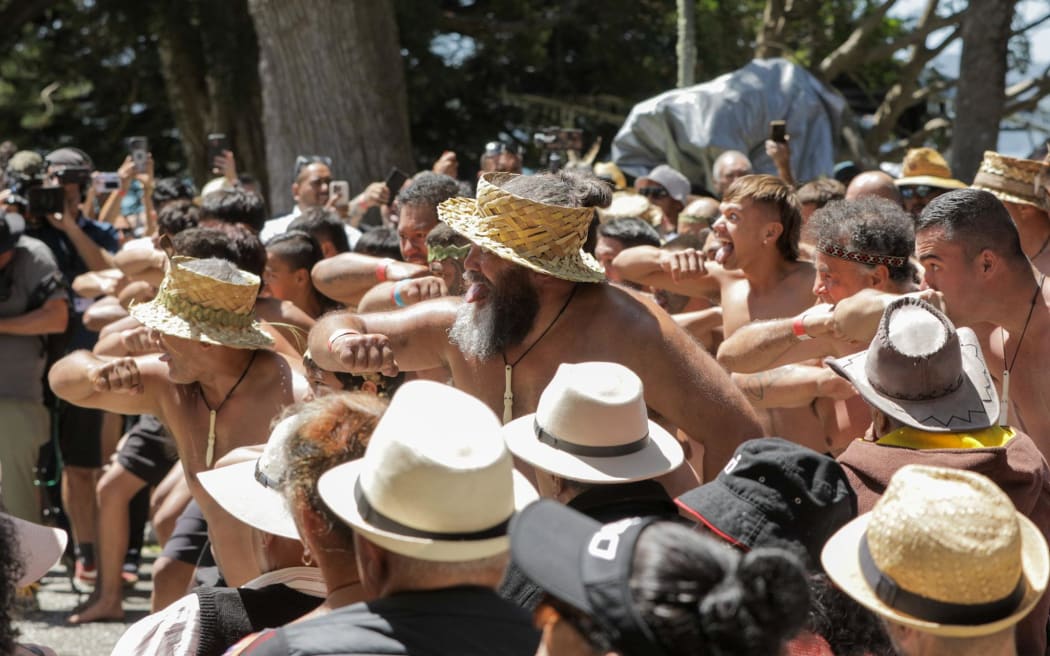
[1011,10,1050,38]
[1003,63,1050,116]
[860,10,964,65]
[818,0,900,80]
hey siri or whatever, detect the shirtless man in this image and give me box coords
[972,150,1050,276]
[49,257,304,618]
[825,188,1050,456]
[608,175,822,444]
[716,198,920,452]
[308,171,762,483]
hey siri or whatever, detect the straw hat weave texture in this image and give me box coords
[438,172,604,283]
[972,150,1045,208]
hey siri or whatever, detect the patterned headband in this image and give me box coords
[817,239,908,268]
[427,244,471,263]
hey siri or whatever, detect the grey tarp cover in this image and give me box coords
[611,58,849,192]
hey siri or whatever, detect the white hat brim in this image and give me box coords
[822,511,1049,638]
[502,414,683,484]
[198,460,300,540]
[317,458,538,562]
[4,513,68,587]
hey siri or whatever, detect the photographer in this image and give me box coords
[26,146,120,586]
[0,212,68,523]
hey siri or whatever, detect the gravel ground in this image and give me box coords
[14,553,155,656]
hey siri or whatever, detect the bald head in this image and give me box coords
[845,171,903,206]
[678,197,720,234]
[713,151,753,197]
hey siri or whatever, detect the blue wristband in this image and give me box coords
[393,281,407,308]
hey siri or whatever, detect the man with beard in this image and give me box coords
[308,171,761,483]
[608,175,823,446]
[48,256,305,618]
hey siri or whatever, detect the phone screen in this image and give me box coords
[207,133,229,173]
[128,136,149,173]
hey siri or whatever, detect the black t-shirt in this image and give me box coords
[239,586,539,656]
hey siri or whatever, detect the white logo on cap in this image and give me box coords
[587,518,639,561]
[724,454,742,475]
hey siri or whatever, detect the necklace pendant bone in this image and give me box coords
[1000,370,1011,428]
[206,410,217,467]
[503,365,514,424]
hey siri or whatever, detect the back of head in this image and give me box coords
[425,221,468,250]
[156,200,201,239]
[200,189,267,234]
[807,197,916,284]
[288,207,351,255]
[798,177,846,208]
[845,171,903,206]
[723,174,802,261]
[152,177,197,209]
[354,226,401,259]
[917,188,1026,264]
[396,172,460,210]
[598,217,661,249]
[500,169,612,209]
[631,523,810,656]
[266,230,324,273]
[173,225,266,276]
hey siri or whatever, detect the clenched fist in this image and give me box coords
[660,248,707,282]
[328,331,399,377]
[90,358,144,394]
[393,276,448,306]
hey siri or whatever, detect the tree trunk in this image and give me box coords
[676,0,696,88]
[246,0,413,215]
[951,0,1015,182]
[153,0,268,197]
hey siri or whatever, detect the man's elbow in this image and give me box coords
[47,350,86,401]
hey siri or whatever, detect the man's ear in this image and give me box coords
[869,264,889,290]
[764,222,784,243]
[294,267,310,287]
[978,248,999,275]
[291,182,301,203]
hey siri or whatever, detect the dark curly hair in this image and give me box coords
[0,515,25,653]
[807,197,916,285]
[630,523,810,656]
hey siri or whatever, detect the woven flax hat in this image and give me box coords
[895,148,966,190]
[822,465,1049,637]
[972,150,1045,209]
[130,256,273,350]
[438,172,605,283]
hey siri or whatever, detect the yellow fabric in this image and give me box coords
[876,425,1016,450]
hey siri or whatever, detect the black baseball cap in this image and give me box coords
[675,437,856,568]
[510,500,666,656]
[0,213,25,255]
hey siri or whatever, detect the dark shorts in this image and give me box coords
[116,415,178,487]
[57,403,102,468]
[160,499,215,568]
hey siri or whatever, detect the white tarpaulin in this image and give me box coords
[612,58,850,192]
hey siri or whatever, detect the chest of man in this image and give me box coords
[720,276,814,337]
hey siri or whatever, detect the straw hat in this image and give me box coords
[826,296,998,432]
[972,150,1045,209]
[895,148,966,190]
[597,192,663,227]
[438,172,604,283]
[317,380,538,562]
[130,256,273,350]
[503,362,682,484]
[197,414,303,540]
[821,465,1049,637]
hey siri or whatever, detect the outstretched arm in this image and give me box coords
[732,365,855,409]
[48,350,168,417]
[311,253,430,306]
[716,304,838,373]
[609,246,721,298]
[307,296,461,375]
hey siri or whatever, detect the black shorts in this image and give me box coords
[160,499,214,567]
[58,403,103,468]
[116,415,178,487]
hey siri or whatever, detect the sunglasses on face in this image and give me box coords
[484,141,522,158]
[638,186,669,199]
[899,185,939,200]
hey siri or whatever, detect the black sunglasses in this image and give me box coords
[899,185,940,200]
[638,186,669,199]
[484,141,522,158]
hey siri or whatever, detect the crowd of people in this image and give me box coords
[0,130,1049,656]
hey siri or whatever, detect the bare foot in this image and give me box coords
[67,597,124,624]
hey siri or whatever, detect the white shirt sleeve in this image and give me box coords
[111,593,202,656]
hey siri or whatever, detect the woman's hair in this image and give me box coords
[0,516,24,653]
[807,573,895,656]
[629,523,810,656]
[280,393,387,545]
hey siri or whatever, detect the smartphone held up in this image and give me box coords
[128,136,149,173]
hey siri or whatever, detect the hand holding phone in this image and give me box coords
[207,133,231,174]
[384,168,409,203]
[769,121,787,144]
[330,180,350,207]
[94,172,121,194]
[128,136,149,174]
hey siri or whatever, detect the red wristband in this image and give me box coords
[375,258,392,282]
[792,315,812,341]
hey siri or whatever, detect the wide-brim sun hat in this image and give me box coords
[821,465,1049,638]
[826,296,999,432]
[438,172,605,283]
[503,361,682,484]
[894,147,966,190]
[197,414,303,540]
[317,380,538,562]
[130,255,274,350]
[972,150,1046,209]
[2,513,68,587]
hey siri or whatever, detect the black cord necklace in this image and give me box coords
[501,284,577,423]
[199,350,258,466]
[1000,274,1045,426]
